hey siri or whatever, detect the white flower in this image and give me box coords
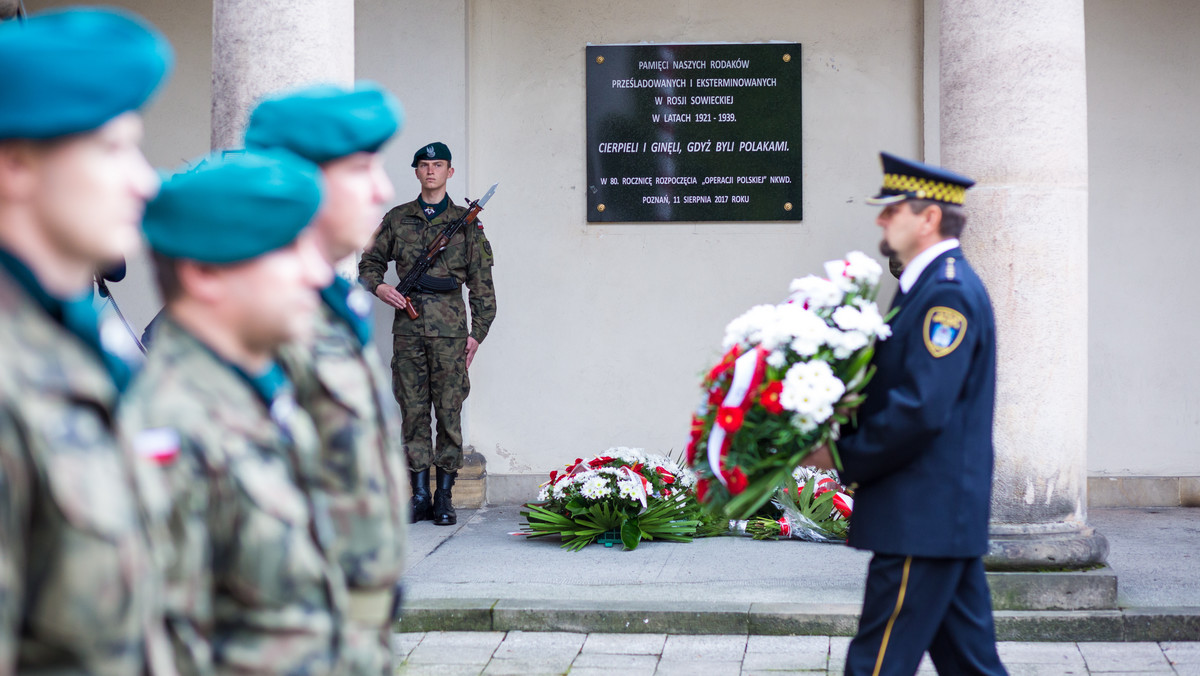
[674,466,698,488]
[824,259,857,292]
[791,412,819,433]
[537,484,551,501]
[780,361,845,416]
[843,300,891,340]
[766,350,788,369]
[828,329,869,359]
[607,447,646,464]
[552,477,574,499]
[580,476,610,500]
[617,480,642,501]
[844,250,883,286]
[787,275,844,309]
[722,304,778,349]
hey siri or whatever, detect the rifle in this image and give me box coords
[394,183,497,320]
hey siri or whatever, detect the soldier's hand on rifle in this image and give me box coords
[375,283,408,310]
[465,336,480,369]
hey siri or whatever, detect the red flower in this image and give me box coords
[686,439,698,464]
[549,470,560,484]
[588,455,613,468]
[725,466,748,495]
[708,386,726,406]
[706,345,741,383]
[696,478,711,503]
[717,406,744,432]
[759,380,784,415]
[656,467,676,484]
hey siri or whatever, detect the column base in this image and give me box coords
[984,525,1109,571]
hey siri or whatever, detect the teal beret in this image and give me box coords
[0,8,173,139]
[244,82,403,163]
[412,141,452,167]
[143,151,323,265]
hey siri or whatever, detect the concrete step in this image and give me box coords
[395,597,1200,643]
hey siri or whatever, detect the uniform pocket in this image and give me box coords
[226,453,327,607]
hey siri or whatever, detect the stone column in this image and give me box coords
[211,0,354,150]
[211,0,355,277]
[940,1,1107,569]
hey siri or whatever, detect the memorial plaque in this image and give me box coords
[586,43,802,223]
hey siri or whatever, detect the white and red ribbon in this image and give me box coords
[706,348,765,486]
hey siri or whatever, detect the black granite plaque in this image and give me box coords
[586,43,802,222]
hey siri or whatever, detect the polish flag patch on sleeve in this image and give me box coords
[134,427,181,465]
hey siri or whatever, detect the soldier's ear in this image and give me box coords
[921,203,944,237]
[0,140,41,201]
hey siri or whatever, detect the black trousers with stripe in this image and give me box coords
[845,554,1007,676]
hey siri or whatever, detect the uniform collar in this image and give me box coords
[319,275,372,347]
[0,247,133,391]
[417,194,449,220]
[899,238,960,293]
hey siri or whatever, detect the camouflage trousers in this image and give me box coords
[390,335,469,472]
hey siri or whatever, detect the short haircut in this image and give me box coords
[150,250,184,304]
[908,199,966,239]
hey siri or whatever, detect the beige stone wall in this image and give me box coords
[463,0,922,477]
[1085,0,1200,478]
[21,0,1200,486]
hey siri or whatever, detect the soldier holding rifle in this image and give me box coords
[359,142,497,527]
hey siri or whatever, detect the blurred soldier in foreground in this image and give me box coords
[244,83,408,674]
[0,8,176,674]
[121,152,347,674]
[359,142,497,526]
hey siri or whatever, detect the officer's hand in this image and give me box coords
[806,445,837,471]
[375,283,408,310]
[465,336,480,369]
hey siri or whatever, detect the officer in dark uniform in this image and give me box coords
[810,152,1007,675]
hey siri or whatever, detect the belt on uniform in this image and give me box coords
[347,587,395,625]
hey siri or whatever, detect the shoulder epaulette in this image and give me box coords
[938,257,961,284]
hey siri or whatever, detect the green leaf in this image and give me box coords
[621,519,642,550]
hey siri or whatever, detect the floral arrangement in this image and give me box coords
[738,466,855,542]
[519,448,707,551]
[686,252,891,519]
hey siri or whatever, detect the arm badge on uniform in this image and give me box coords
[923,306,967,358]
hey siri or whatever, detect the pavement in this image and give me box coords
[394,506,1200,673]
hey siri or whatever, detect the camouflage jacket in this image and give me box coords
[358,197,497,341]
[120,318,348,676]
[279,286,408,597]
[0,267,175,676]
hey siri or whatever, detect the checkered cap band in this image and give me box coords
[882,173,968,205]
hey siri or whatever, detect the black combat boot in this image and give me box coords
[410,469,433,523]
[432,467,457,526]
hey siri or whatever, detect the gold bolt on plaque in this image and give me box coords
[784,202,793,211]
[596,55,605,64]
[597,203,606,212]
[782,53,791,63]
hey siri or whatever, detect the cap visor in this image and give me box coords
[865,193,908,206]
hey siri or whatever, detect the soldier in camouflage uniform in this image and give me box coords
[121,151,347,674]
[0,9,176,674]
[244,83,409,674]
[359,142,496,526]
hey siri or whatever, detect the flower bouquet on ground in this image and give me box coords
[518,448,708,551]
[732,466,854,543]
[686,251,891,519]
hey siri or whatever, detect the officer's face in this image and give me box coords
[224,229,333,352]
[876,201,925,265]
[22,113,158,281]
[415,159,453,192]
[317,152,395,261]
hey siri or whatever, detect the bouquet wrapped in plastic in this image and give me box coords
[686,252,891,519]
[731,467,854,543]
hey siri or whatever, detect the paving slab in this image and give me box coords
[660,633,748,660]
[653,659,742,676]
[1076,642,1174,673]
[580,633,667,654]
[569,652,660,671]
